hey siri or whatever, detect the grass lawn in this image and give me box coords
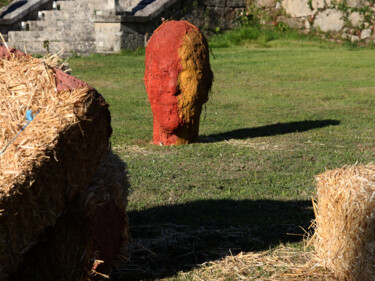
[69,27,375,280]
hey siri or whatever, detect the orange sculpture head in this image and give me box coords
[144,20,213,145]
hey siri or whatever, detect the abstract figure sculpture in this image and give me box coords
[144,20,213,145]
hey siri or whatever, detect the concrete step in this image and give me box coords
[56,0,90,11]
[24,19,60,31]
[7,37,96,55]
[40,9,92,22]
[8,29,95,42]
[25,18,93,31]
[3,0,100,55]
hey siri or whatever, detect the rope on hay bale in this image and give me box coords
[0,45,112,279]
[312,164,375,281]
[10,151,129,281]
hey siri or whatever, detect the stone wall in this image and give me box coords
[106,0,375,49]
[0,0,54,36]
[95,0,248,53]
[179,0,247,34]
[5,0,375,55]
[113,0,375,45]
[256,0,375,43]
[8,0,97,55]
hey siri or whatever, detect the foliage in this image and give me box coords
[0,0,11,9]
[208,25,320,48]
[307,0,313,10]
[275,21,289,31]
[237,1,260,26]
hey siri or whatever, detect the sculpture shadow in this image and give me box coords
[113,199,314,280]
[200,119,340,143]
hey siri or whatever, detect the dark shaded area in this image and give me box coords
[200,119,340,143]
[131,0,156,15]
[0,0,26,18]
[113,199,314,280]
[9,152,129,280]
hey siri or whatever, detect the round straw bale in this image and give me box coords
[0,45,112,279]
[313,164,375,281]
[144,20,213,145]
[10,151,129,281]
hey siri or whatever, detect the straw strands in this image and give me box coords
[0,54,88,193]
[312,164,375,281]
[175,245,334,281]
[0,49,111,278]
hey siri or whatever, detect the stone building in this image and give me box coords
[1,0,373,55]
[0,0,247,54]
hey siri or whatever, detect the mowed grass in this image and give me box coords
[69,28,375,279]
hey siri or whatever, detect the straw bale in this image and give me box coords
[313,164,375,281]
[0,46,111,278]
[176,245,334,281]
[10,151,129,281]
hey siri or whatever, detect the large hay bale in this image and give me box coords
[313,164,375,281]
[144,20,213,145]
[0,45,112,278]
[10,151,129,281]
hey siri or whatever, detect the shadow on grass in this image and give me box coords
[200,119,340,143]
[113,199,314,280]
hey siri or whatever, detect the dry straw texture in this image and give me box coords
[312,164,375,281]
[0,50,111,278]
[176,245,334,281]
[10,151,129,281]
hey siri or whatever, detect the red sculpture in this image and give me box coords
[144,20,213,145]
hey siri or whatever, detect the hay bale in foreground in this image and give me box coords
[10,151,129,281]
[313,164,375,281]
[0,45,111,278]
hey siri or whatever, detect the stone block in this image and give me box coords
[255,0,276,8]
[205,7,230,30]
[313,9,344,32]
[95,22,122,53]
[351,35,359,42]
[285,17,305,29]
[311,0,325,9]
[95,22,122,33]
[282,0,313,17]
[226,0,246,7]
[347,0,365,7]
[121,32,144,49]
[361,28,371,39]
[199,0,226,7]
[349,11,364,27]
[181,8,206,29]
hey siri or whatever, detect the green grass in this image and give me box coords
[68,27,375,280]
[0,0,11,9]
[208,25,316,48]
